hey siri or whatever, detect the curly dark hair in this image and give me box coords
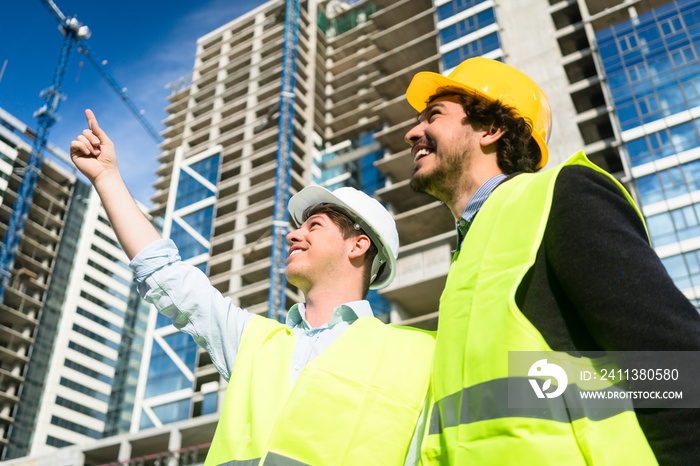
[429,89,542,174]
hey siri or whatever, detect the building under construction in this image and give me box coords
[0,107,149,458]
[0,107,78,455]
[4,0,700,462]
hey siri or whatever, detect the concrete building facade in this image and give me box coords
[24,189,136,453]
[0,107,79,458]
[0,108,146,459]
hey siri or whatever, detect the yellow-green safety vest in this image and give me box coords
[421,152,657,465]
[205,315,435,466]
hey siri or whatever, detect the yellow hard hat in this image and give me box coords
[406,57,552,169]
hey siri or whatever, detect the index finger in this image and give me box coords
[84,109,109,142]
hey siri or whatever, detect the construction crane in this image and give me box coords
[0,0,162,301]
[267,0,300,321]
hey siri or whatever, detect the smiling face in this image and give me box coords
[285,212,361,295]
[404,95,477,204]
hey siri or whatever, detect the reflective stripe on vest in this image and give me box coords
[206,315,435,466]
[217,452,310,466]
[428,377,633,435]
[423,152,657,465]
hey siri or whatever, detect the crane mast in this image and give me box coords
[267,0,300,321]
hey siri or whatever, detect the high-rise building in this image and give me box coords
[5,0,699,463]
[589,0,700,304]
[0,107,80,458]
[0,107,148,459]
[21,191,139,454]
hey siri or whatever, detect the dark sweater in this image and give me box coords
[513,165,700,465]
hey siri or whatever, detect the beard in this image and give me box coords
[410,149,468,205]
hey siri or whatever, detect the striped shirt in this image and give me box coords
[455,173,508,250]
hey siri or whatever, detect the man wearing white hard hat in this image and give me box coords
[71,110,434,465]
[404,58,700,464]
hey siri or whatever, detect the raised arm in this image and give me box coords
[70,109,161,259]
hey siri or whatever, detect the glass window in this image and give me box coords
[171,222,209,261]
[618,102,639,130]
[637,172,664,204]
[152,398,191,424]
[436,0,488,22]
[76,306,121,333]
[90,244,129,270]
[59,376,109,403]
[647,211,677,246]
[442,8,496,46]
[607,70,628,91]
[84,274,128,302]
[661,254,691,290]
[55,395,107,421]
[627,137,652,166]
[687,250,700,277]
[144,332,197,398]
[638,24,662,47]
[190,153,220,184]
[669,120,700,153]
[80,290,125,319]
[72,323,120,351]
[682,159,700,192]
[659,86,686,115]
[664,248,700,289]
[659,166,687,199]
[156,312,172,329]
[650,130,674,159]
[441,25,459,45]
[202,391,218,416]
[46,436,73,448]
[649,55,673,77]
[87,259,131,287]
[599,43,619,61]
[94,229,121,249]
[367,290,391,316]
[140,411,155,430]
[443,32,500,69]
[51,416,102,439]
[68,340,117,367]
[181,206,215,239]
[64,358,113,385]
[175,170,215,210]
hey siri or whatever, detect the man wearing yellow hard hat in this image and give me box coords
[404,57,700,464]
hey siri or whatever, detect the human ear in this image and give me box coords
[348,234,371,260]
[479,125,505,147]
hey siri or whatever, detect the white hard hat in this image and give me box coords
[288,186,398,289]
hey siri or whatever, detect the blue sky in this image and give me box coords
[1,0,266,206]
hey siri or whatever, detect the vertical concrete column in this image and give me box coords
[167,428,183,466]
[210,30,231,142]
[118,439,132,463]
[229,11,267,298]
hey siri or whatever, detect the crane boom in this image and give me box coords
[0,1,162,300]
[77,42,162,143]
[39,0,163,144]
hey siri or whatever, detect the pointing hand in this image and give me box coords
[70,109,118,184]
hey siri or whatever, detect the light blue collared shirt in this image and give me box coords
[455,173,508,250]
[130,238,373,385]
